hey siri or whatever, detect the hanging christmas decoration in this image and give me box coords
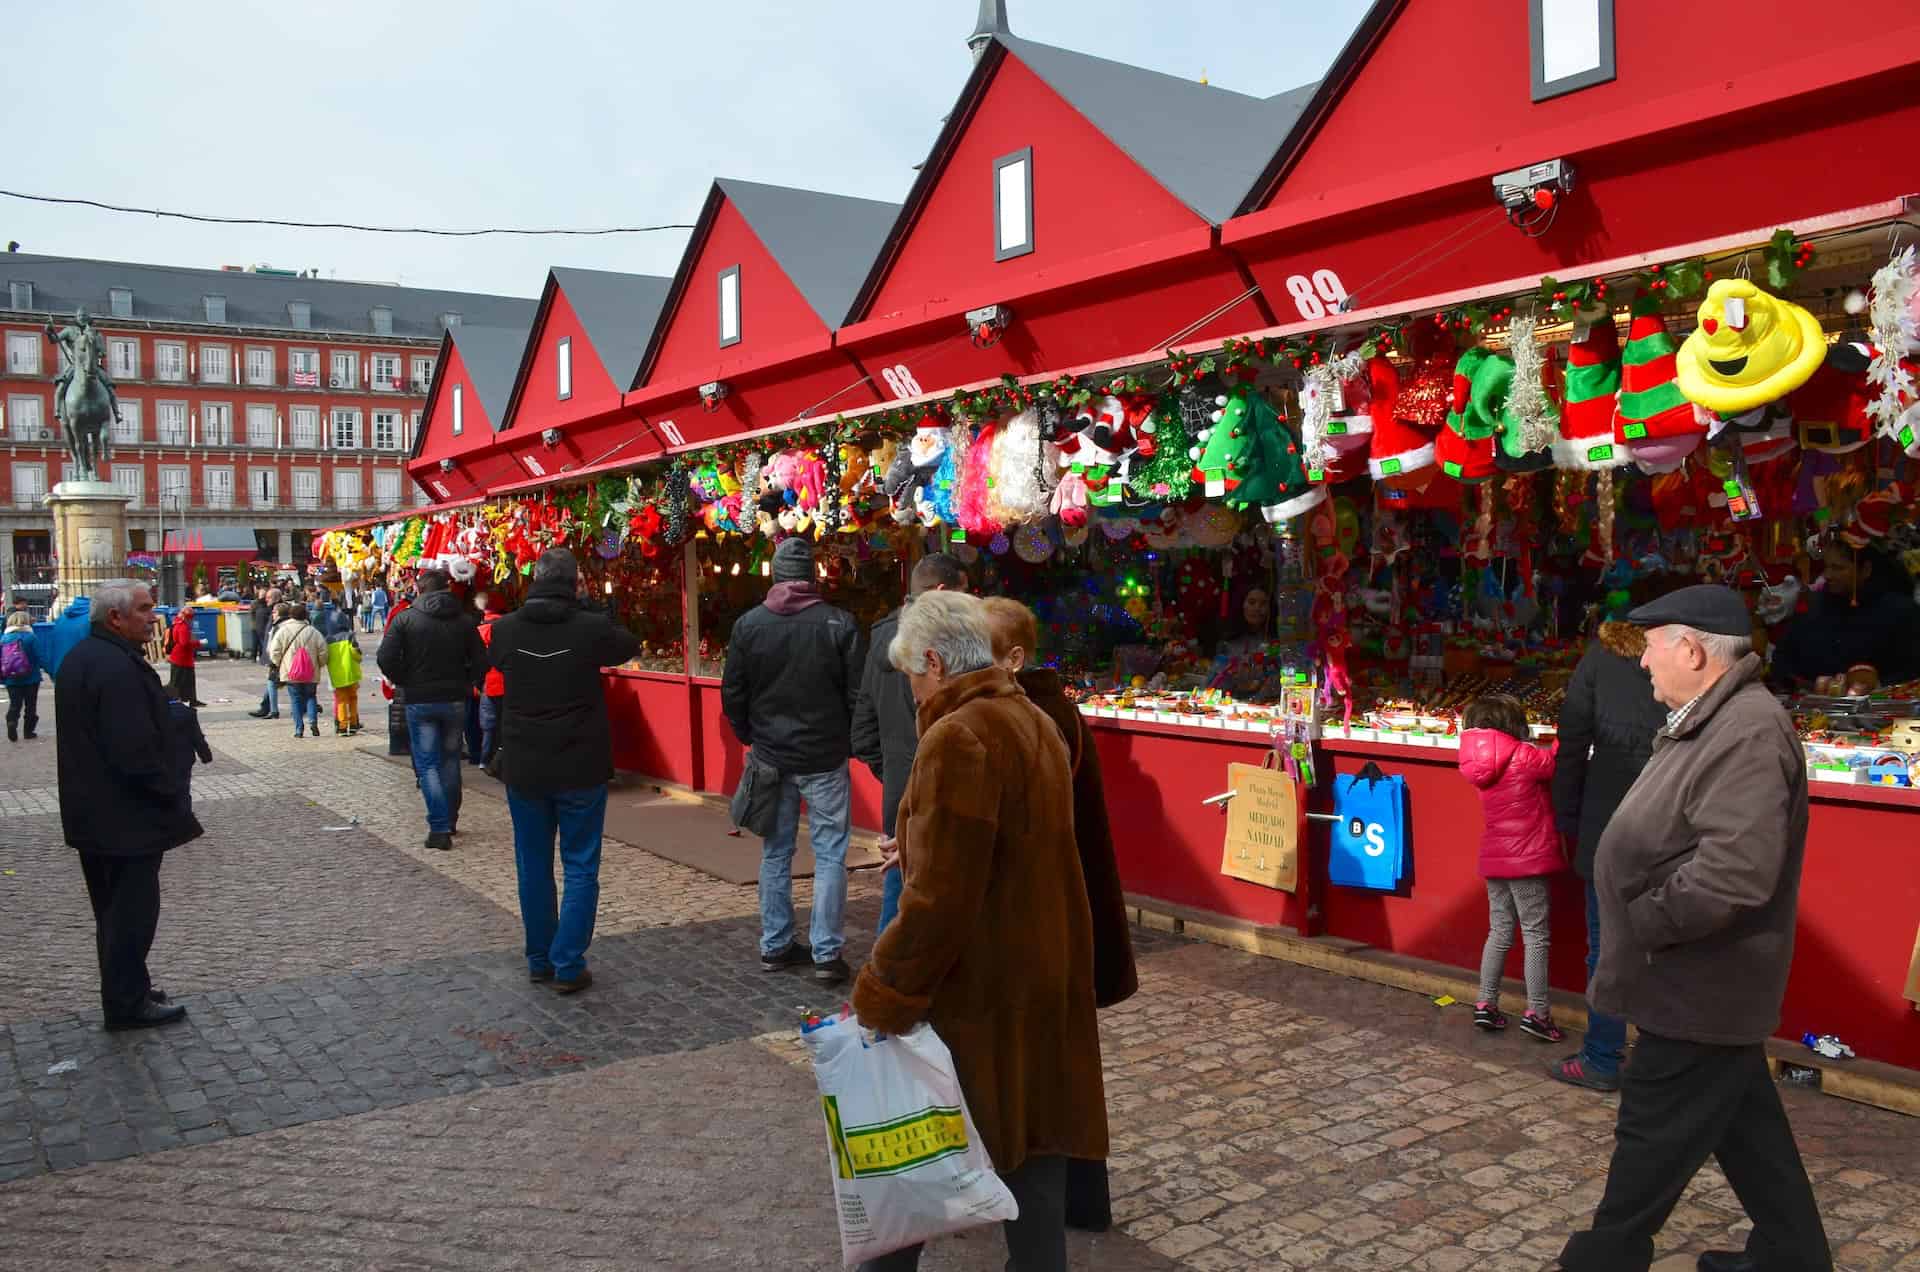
[1865,245,1919,443]
[1615,294,1707,470]
[1555,311,1630,470]
[1503,314,1558,462]
[661,461,693,546]
[1014,523,1055,563]
[1127,391,1196,501]
[1675,279,1826,414]
[1299,348,1367,471]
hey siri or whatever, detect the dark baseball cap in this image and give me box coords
[1625,584,1752,636]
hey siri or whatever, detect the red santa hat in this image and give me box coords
[1365,355,1438,482]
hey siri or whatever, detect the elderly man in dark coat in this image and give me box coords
[55,580,202,1031]
[1560,585,1830,1272]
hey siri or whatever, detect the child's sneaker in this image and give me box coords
[1520,1012,1564,1043]
[1473,1002,1508,1031]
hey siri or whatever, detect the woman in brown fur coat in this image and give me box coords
[852,591,1105,1272]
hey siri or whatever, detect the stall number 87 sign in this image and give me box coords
[1285,269,1349,321]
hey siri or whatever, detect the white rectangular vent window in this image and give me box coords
[1531,0,1616,100]
[558,336,573,399]
[718,266,741,348]
[994,147,1034,261]
[451,383,464,435]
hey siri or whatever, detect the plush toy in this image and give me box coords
[882,420,949,525]
[1676,278,1826,414]
[1058,396,1132,509]
[1190,389,1325,523]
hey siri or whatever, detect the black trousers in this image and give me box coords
[5,682,38,736]
[1560,1031,1831,1272]
[169,663,197,706]
[858,1154,1067,1272]
[78,852,165,1022]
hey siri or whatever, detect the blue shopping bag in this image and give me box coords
[1329,762,1409,891]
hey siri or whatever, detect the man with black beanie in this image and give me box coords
[721,537,864,985]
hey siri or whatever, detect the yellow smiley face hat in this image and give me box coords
[1676,278,1827,415]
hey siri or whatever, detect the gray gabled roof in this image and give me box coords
[0,251,532,338]
[715,179,901,329]
[998,34,1309,225]
[449,320,536,429]
[548,266,672,387]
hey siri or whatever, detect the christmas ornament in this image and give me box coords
[1014,524,1055,563]
[1554,312,1629,470]
[1676,278,1826,414]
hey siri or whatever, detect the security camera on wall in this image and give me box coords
[542,428,562,447]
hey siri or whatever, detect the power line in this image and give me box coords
[0,189,695,239]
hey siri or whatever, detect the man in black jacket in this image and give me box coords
[56,580,200,1031]
[488,549,639,995]
[721,537,864,984]
[376,568,486,851]
[850,551,966,936]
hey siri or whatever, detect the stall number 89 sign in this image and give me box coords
[1285,269,1349,321]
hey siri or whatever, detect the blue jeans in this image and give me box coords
[877,865,903,936]
[286,682,319,735]
[1582,880,1628,1075]
[405,701,467,834]
[259,677,281,716]
[507,784,607,981]
[759,767,851,963]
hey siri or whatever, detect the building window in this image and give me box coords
[202,402,234,446]
[409,410,421,450]
[410,356,435,392]
[109,287,133,318]
[556,336,574,400]
[112,399,142,445]
[330,351,358,390]
[370,305,393,336]
[7,331,44,375]
[373,468,401,510]
[288,300,311,330]
[249,467,277,508]
[11,462,47,507]
[203,295,227,324]
[333,468,362,510]
[246,404,275,447]
[200,344,232,385]
[8,281,33,311]
[204,466,235,509]
[6,395,47,441]
[157,401,188,446]
[112,463,144,505]
[331,407,362,450]
[290,406,320,448]
[451,383,464,435]
[993,147,1034,260]
[717,266,741,347]
[292,468,321,511]
[109,338,140,379]
[158,465,190,509]
[289,348,319,388]
[155,342,186,382]
[1530,0,1616,100]
[244,347,274,385]
[372,353,400,391]
[372,410,401,450]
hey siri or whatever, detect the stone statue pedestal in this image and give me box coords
[44,481,133,613]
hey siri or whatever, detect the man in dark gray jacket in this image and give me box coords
[1560,585,1829,1272]
[850,551,966,936]
[721,538,863,985]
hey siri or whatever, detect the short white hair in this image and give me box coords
[1659,625,1752,667]
[90,579,151,620]
[889,591,993,677]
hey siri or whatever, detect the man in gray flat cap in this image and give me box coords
[1560,585,1830,1272]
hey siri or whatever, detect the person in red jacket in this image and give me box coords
[475,597,506,767]
[166,605,204,708]
[1458,693,1562,1042]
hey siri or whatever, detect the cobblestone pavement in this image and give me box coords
[1,658,1916,1271]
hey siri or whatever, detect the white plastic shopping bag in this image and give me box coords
[803,1012,1018,1266]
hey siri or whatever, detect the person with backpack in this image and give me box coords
[3,610,44,742]
[268,603,329,739]
[166,605,204,708]
[328,623,364,737]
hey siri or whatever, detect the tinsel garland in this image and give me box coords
[1866,245,1918,432]
[1505,314,1558,452]
[820,443,843,533]
[739,452,764,514]
[1300,350,1367,470]
[661,461,693,546]
[1127,389,1196,501]
[1595,468,1617,566]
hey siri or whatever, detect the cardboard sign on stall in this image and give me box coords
[1220,758,1301,892]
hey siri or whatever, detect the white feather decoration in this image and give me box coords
[1866,245,1918,433]
[1506,313,1558,452]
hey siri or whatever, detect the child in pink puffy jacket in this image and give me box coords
[1458,693,1564,1042]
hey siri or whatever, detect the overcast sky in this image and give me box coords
[4,1,1372,300]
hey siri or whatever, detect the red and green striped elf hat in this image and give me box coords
[1615,294,1703,446]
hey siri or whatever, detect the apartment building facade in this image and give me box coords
[1,254,531,590]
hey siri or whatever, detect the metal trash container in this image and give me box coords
[224,606,252,659]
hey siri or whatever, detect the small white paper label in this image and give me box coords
[1724,296,1747,329]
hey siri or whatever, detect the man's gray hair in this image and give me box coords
[533,547,579,587]
[1663,625,1752,667]
[90,579,150,619]
[889,591,994,678]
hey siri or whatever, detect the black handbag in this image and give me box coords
[729,755,781,838]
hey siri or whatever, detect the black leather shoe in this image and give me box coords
[149,987,169,1004]
[528,968,555,983]
[1698,1253,1759,1272]
[105,1000,187,1031]
[552,970,593,995]
[812,957,851,986]
[247,710,269,718]
[760,942,812,972]
[424,832,452,851]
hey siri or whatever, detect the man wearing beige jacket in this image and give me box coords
[1560,585,1830,1272]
